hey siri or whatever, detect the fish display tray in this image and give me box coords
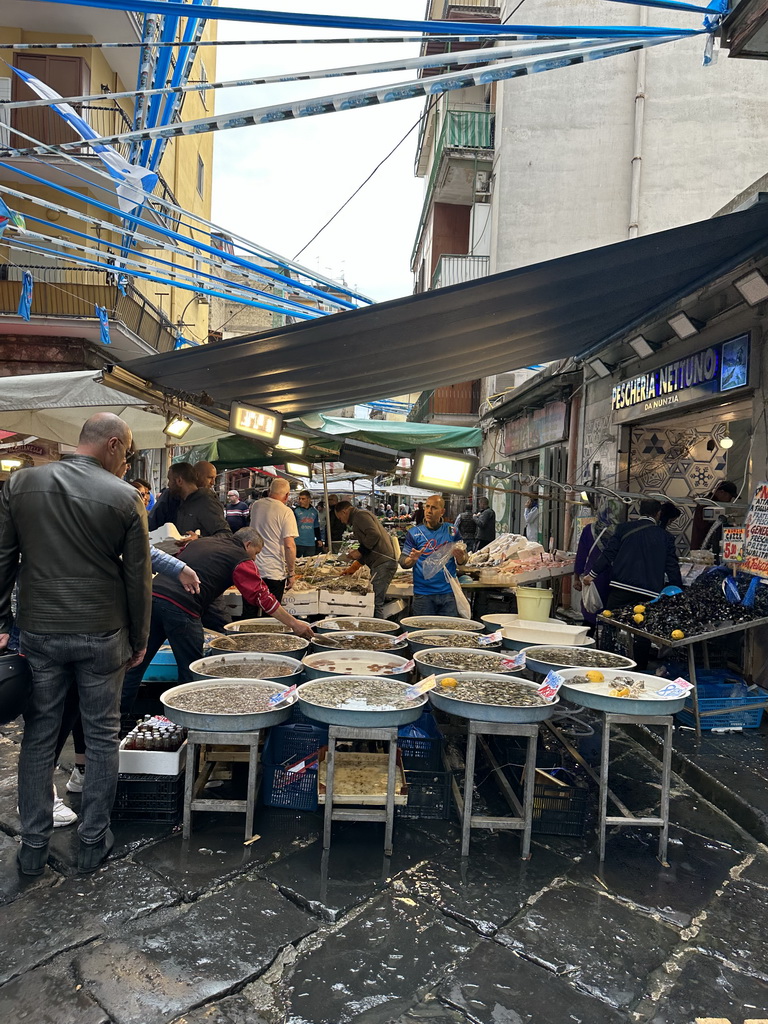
[161,679,297,731]
[429,673,558,724]
[314,617,400,635]
[317,750,408,806]
[302,649,413,682]
[400,615,484,632]
[397,769,452,820]
[413,647,519,679]
[557,668,688,716]
[189,652,304,684]
[297,676,427,728]
[112,771,184,823]
[223,619,292,634]
[520,646,636,677]
[676,681,768,730]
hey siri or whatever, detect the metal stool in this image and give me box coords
[183,728,261,840]
[322,725,399,856]
[450,720,538,859]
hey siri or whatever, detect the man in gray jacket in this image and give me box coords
[333,500,397,617]
[0,413,152,876]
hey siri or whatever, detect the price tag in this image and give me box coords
[405,674,437,699]
[478,630,502,646]
[656,677,693,698]
[280,749,321,784]
[382,659,415,674]
[502,652,526,671]
[537,670,563,703]
[394,632,409,642]
[269,684,298,705]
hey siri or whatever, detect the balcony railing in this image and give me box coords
[0,266,177,352]
[408,381,480,422]
[432,254,490,289]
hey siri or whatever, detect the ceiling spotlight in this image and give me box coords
[284,460,310,476]
[0,457,24,472]
[720,423,734,450]
[229,401,282,444]
[734,269,768,306]
[667,312,701,339]
[275,432,306,454]
[587,358,612,379]
[163,414,192,439]
[410,449,478,495]
[628,335,655,359]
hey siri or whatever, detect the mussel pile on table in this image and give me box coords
[605,570,763,640]
[203,660,295,678]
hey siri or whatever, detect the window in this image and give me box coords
[199,63,209,110]
[196,155,205,197]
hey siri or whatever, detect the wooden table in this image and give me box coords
[183,728,261,840]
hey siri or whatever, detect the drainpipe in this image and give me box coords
[628,6,648,239]
[561,385,582,606]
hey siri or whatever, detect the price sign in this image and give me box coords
[405,674,437,699]
[537,670,563,702]
[382,659,415,674]
[269,684,297,705]
[502,652,526,671]
[394,633,409,642]
[743,481,768,578]
[722,527,745,562]
[656,677,693,698]
[478,630,502,646]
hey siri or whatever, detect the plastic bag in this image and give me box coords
[582,581,604,615]
[420,541,459,579]
[445,569,472,618]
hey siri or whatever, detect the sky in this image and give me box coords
[209,2,428,304]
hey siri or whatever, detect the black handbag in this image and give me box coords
[0,651,32,725]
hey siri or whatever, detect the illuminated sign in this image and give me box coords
[229,402,282,444]
[611,336,749,422]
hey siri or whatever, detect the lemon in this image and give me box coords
[585,670,604,683]
[633,604,646,614]
[440,677,459,688]
[671,629,685,640]
[602,610,613,618]
[633,613,645,624]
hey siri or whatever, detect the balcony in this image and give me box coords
[0,265,177,357]
[432,254,490,289]
[407,381,480,426]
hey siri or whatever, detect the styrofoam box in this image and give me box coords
[317,590,375,617]
[282,590,319,617]
[119,738,187,775]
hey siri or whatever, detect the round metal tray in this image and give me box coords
[209,634,310,656]
[297,676,427,727]
[428,672,557,723]
[413,647,518,679]
[501,629,595,653]
[407,629,501,655]
[401,615,484,632]
[520,646,636,677]
[302,650,412,682]
[161,678,296,731]
[314,616,399,635]
[189,652,304,684]
[311,631,408,655]
[223,618,291,634]
[557,668,688,716]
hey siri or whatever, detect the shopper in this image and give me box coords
[413,502,425,525]
[690,480,738,555]
[248,477,298,601]
[0,413,152,875]
[326,493,346,553]
[574,498,622,628]
[225,489,250,532]
[130,478,152,509]
[454,503,477,547]
[293,489,322,557]
[334,500,397,617]
[193,461,218,491]
[169,462,229,539]
[401,495,468,616]
[522,494,540,543]
[474,496,496,550]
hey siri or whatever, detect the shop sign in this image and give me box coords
[743,482,768,578]
[503,401,567,456]
[611,334,750,423]
[722,527,745,562]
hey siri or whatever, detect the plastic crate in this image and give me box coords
[488,741,588,837]
[112,771,184,823]
[676,681,767,730]
[397,769,452,820]
[267,721,328,763]
[260,728,325,811]
[397,711,444,770]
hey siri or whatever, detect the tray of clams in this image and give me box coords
[556,668,689,716]
[429,672,557,723]
[413,647,519,679]
[297,676,427,727]
[520,646,636,676]
[407,629,502,654]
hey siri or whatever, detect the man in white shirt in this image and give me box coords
[247,477,298,601]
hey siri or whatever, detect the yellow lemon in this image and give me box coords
[633,604,646,614]
[440,677,459,688]
[585,670,604,683]
[602,610,613,618]
[671,629,685,640]
[633,613,645,624]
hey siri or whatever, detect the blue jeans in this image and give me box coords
[18,628,131,847]
[412,591,459,617]
[121,597,204,721]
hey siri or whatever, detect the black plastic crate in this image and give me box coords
[267,722,328,764]
[112,771,184,824]
[397,769,453,820]
[397,712,444,771]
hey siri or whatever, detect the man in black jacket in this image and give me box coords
[169,462,229,539]
[0,413,152,876]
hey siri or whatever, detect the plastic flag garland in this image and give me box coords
[95,304,111,345]
[17,271,33,322]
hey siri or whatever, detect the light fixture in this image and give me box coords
[667,312,700,339]
[163,413,192,439]
[275,432,306,454]
[587,358,612,379]
[720,423,734,450]
[410,449,479,495]
[284,460,310,476]
[0,457,24,472]
[229,401,282,444]
[580,490,590,503]
[340,439,399,474]
[734,269,768,306]
[628,335,655,359]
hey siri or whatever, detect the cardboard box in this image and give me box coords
[317,590,374,617]
[118,738,187,776]
[282,590,319,617]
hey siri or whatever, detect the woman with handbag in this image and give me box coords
[573,498,622,629]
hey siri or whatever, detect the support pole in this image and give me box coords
[322,460,332,553]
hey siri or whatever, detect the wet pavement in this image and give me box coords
[1,714,768,1024]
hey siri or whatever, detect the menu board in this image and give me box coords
[742,482,768,577]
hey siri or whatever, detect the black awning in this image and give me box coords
[121,201,768,415]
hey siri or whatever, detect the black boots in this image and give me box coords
[77,828,114,874]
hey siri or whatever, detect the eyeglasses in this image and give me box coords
[118,439,135,465]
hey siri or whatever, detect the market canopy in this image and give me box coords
[299,415,482,450]
[119,201,768,415]
[0,370,227,449]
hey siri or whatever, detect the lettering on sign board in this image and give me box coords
[722,527,745,563]
[743,482,768,579]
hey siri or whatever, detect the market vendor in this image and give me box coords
[293,489,323,557]
[690,480,738,557]
[400,495,468,616]
[120,527,314,726]
[333,500,397,617]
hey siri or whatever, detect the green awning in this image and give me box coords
[179,433,343,472]
[300,414,482,450]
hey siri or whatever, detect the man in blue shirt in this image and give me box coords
[293,490,323,557]
[400,494,468,616]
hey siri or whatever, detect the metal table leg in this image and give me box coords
[687,644,701,739]
[322,733,337,851]
[461,728,478,859]
[658,719,673,865]
[384,734,397,857]
[521,728,537,861]
[598,713,612,863]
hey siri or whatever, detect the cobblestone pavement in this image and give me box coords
[1,716,767,1024]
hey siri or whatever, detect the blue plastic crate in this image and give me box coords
[261,729,323,811]
[397,711,443,770]
[267,722,328,764]
[142,644,178,682]
[676,681,768,730]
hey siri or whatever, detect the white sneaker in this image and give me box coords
[66,766,85,794]
[52,786,77,828]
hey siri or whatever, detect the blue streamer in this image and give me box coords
[17,270,33,321]
[95,304,111,345]
[25,0,707,38]
[140,12,179,166]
